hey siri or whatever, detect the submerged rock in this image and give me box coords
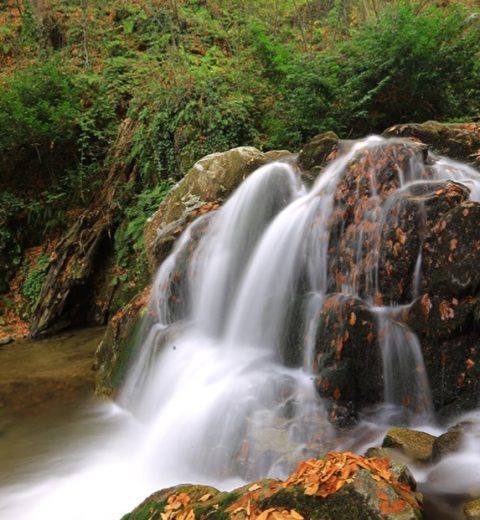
[122,452,422,520]
[144,146,290,274]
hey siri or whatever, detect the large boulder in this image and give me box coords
[422,201,480,297]
[378,180,469,304]
[314,294,381,423]
[327,140,431,299]
[144,147,290,274]
[122,452,422,520]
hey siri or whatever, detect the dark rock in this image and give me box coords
[378,181,469,304]
[421,333,480,416]
[384,121,480,167]
[314,294,381,423]
[431,431,464,463]
[328,140,431,299]
[382,427,436,463]
[405,293,476,340]
[29,118,141,337]
[422,201,480,297]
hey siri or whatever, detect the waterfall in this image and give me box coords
[4,137,480,520]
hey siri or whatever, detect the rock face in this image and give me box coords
[144,147,290,274]
[384,121,480,167]
[29,118,141,337]
[122,452,422,520]
[300,124,480,420]
[327,140,430,299]
[314,294,381,423]
[95,286,152,396]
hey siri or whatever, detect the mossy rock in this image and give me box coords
[94,286,152,396]
[382,427,436,463]
[122,453,422,520]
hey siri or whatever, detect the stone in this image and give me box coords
[422,201,480,297]
[298,131,339,183]
[464,498,480,520]
[144,146,290,273]
[122,453,422,520]
[382,427,436,463]
[314,294,382,424]
[378,180,469,304]
[431,431,463,462]
[384,121,480,167]
[327,140,430,299]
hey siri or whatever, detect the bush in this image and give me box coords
[21,253,50,317]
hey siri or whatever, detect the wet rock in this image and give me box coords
[431,431,464,463]
[378,181,470,304]
[364,447,417,490]
[384,121,480,167]
[122,453,422,520]
[382,427,436,463]
[298,131,339,182]
[420,333,480,416]
[328,140,430,298]
[144,146,290,274]
[95,286,152,397]
[422,201,480,297]
[405,294,476,340]
[464,498,480,519]
[314,294,382,423]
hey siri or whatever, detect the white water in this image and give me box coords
[3,138,480,519]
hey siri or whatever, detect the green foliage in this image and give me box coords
[0,60,81,156]
[330,2,480,134]
[21,253,50,317]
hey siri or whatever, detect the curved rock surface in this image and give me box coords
[122,452,422,520]
[144,147,290,274]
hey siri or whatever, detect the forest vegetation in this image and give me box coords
[1,0,479,334]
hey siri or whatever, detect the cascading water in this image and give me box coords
[3,136,480,519]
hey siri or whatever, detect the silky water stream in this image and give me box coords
[2,137,480,519]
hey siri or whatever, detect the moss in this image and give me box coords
[259,486,379,520]
[120,499,166,520]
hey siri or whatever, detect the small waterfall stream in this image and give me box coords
[3,137,480,519]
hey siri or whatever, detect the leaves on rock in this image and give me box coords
[160,493,195,520]
[283,452,417,508]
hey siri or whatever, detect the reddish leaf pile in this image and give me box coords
[284,451,417,514]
